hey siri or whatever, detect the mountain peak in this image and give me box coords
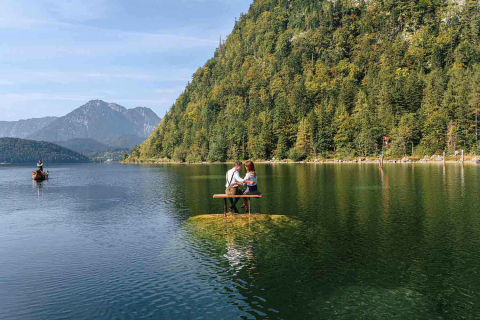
[81,100,128,113]
[107,103,127,113]
[84,99,107,107]
[27,100,161,144]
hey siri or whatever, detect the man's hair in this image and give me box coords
[234,161,242,167]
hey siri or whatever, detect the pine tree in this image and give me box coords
[443,67,473,150]
[353,91,378,156]
[315,102,335,156]
[389,113,415,156]
[469,64,480,149]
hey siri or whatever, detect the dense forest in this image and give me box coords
[130,0,480,162]
[0,138,91,164]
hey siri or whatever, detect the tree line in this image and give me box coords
[0,138,91,163]
[131,0,480,162]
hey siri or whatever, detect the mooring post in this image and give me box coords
[379,154,384,168]
[443,151,446,165]
[461,149,464,164]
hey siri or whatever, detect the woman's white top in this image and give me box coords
[243,172,257,186]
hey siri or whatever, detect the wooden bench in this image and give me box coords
[213,194,262,216]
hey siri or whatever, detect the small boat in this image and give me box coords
[32,170,49,181]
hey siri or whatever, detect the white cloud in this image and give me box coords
[0,0,60,28]
[0,0,248,120]
[0,92,174,120]
[0,0,111,28]
[0,79,14,85]
[0,92,92,102]
[0,28,218,58]
[0,69,194,85]
[0,92,176,104]
[47,0,109,22]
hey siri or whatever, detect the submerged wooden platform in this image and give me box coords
[193,214,285,219]
[186,213,298,244]
[213,194,262,198]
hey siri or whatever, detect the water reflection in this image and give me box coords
[33,180,46,197]
[2,163,480,319]
[176,163,480,318]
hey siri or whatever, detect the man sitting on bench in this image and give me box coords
[225,161,245,213]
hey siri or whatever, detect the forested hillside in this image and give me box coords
[131,0,480,162]
[0,138,91,164]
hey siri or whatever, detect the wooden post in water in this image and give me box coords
[379,154,384,168]
[461,149,464,164]
[443,151,446,165]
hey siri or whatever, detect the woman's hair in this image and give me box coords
[245,160,256,176]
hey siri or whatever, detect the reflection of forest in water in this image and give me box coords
[178,164,480,319]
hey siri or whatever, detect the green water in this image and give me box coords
[1,163,480,319]
[181,163,480,319]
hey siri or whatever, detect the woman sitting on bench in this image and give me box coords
[241,160,261,212]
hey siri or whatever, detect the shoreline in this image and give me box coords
[123,157,480,165]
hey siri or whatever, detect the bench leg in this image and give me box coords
[224,198,227,217]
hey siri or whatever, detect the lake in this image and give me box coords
[1,163,480,319]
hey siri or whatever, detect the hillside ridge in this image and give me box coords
[130,0,479,162]
[0,137,91,164]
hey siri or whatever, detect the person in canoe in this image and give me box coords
[37,159,43,171]
[33,159,49,180]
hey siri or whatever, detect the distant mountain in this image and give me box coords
[28,100,161,145]
[0,117,58,139]
[0,138,90,164]
[54,138,109,155]
[54,137,135,162]
[122,108,161,138]
[108,134,145,149]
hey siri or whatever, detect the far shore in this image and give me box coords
[123,155,479,166]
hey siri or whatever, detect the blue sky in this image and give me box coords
[0,0,252,121]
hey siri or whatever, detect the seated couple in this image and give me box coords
[225,160,261,213]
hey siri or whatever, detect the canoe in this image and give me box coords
[32,170,49,181]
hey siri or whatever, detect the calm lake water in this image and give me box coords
[1,163,480,319]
